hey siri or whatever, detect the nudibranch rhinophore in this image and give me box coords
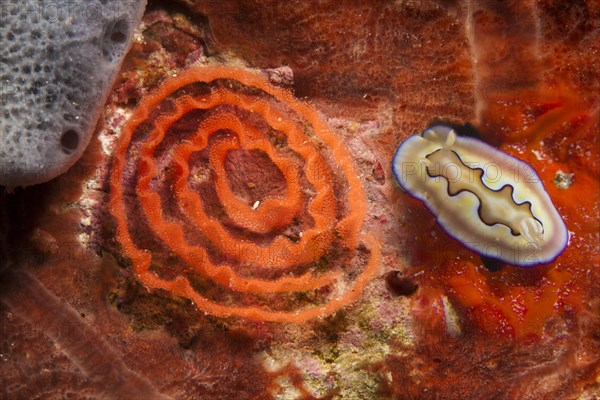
[392,125,568,267]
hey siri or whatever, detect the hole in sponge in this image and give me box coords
[60,129,80,154]
[102,18,131,62]
[110,30,127,43]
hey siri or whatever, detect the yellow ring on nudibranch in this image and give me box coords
[392,125,568,267]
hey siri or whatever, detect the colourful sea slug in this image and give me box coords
[392,124,568,266]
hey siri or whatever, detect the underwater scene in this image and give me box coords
[0,0,598,398]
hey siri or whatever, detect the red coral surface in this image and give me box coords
[1,1,598,399]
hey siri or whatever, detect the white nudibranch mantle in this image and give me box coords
[392,125,568,267]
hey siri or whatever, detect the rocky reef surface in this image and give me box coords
[1,1,598,399]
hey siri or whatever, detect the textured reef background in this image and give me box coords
[1,1,599,399]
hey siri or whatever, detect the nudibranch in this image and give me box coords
[392,125,568,267]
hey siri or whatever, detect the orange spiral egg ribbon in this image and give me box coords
[109,66,380,323]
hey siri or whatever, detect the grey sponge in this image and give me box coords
[1,0,147,187]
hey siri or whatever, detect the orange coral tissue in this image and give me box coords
[108,66,380,323]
